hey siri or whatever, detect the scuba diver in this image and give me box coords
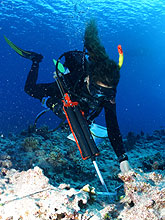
[4,19,131,174]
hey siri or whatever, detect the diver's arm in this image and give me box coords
[104,101,132,173]
[104,101,128,161]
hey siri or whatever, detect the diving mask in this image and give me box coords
[88,80,116,100]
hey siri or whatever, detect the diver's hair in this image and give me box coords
[89,59,120,87]
[84,19,120,87]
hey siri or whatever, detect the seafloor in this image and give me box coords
[0,125,164,219]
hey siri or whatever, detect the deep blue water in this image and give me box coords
[0,0,165,135]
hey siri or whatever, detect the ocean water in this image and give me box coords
[0,0,164,135]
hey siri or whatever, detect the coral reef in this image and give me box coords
[118,169,165,220]
[124,131,139,151]
[0,167,92,219]
[22,137,39,152]
[0,154,12,168]
[48,150,68,167]
[0,128,164,219]
[0,167,164,219]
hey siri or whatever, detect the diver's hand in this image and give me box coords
[120,160,132,174]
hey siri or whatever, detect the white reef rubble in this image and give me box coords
[0,167,91,219]
[0,166,164,220]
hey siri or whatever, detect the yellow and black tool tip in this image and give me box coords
[4,35,31,58]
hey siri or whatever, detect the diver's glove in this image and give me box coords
[118,153,132,174]
[120,160,132,174]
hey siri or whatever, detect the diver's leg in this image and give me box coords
[24,61,60,101]
[24,61,41,99]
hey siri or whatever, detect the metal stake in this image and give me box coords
[93,160,114,201]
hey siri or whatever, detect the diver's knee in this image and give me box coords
[24,85,33,97]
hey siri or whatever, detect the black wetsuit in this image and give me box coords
[24,52,127,162]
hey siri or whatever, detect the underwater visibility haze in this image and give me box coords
[0,0,165,135]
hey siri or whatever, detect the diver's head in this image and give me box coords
[88,79,116,100]
[85,58,119,100]
[84,18,122,88]
[90,58,120,88]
